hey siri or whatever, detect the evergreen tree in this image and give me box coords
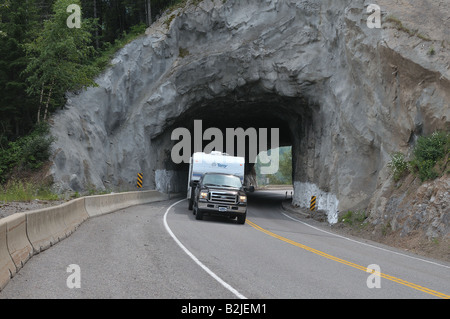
[0,0,40,143]
[24,0,98,123]
[0,0,185,145]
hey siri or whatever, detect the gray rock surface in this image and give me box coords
[49,0,449,233]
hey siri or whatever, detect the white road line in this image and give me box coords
[163,199,247,299]
[280,210,450,270]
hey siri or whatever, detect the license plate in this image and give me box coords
[219,207,228,212]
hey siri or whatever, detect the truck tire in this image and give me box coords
[188,187,195,210]
[193,200,203,220]
[237,212,246,224]
[195,207,203,220]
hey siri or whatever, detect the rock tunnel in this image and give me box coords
[150,84,306,192]
[48,0,450,222]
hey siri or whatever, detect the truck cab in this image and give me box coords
[192,172,248,224]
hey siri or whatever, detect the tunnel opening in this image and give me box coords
[255,146,293,187]
[150,83,312,196]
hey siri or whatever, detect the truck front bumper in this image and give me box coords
[197,201,247,214]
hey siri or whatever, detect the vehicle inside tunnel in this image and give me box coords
[150,84,311,194]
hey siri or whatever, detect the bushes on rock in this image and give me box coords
[388,152,408,181]
[389,131,449,182]
[0,123,54,184]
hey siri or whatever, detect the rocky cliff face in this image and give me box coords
[49,0,449,236]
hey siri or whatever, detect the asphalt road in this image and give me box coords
[1,190,449,299]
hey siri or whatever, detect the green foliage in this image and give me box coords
[410,131,449,182]
[385,15,431,41]
[0,0,189,189]
[256,147,292,185]
[274,147,293,184]
[389,131,449,183]
[24,0,99,123]
[90,22,147,74]
[0,123,54,184]
[1,0,187,144]
[428,46,436,56]
[0,0,40,140]
[338,210,367,226]
[179,47,190,58]
[388,152,408,181]
[410,159,439,182]
[0,179,59,202]
[413,131,449,163]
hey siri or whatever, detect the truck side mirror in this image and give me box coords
[245,185,255,193]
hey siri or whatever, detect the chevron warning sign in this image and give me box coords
[137,173,143,188]
[310,196,316,211]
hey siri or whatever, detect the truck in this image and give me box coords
[187,151,253,224]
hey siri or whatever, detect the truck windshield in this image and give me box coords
[203,174,242,188]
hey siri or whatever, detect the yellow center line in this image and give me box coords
[246,219,450,299]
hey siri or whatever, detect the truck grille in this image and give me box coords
[210,191,237,204]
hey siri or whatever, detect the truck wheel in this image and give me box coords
[195,207,203,220]
[188,189,195,210]
[237,212,246,224]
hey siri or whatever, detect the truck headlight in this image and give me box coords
[200,191,208,199]
[239,195,247,203]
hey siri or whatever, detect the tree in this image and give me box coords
[256,147,292,185]
[24,0,98,123]
[145,0,152,26]
[1,0,183,143]
[267,148,292,185]
[0,0,40,141]
[278,147,292,182]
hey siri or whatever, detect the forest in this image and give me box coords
[0,0,185,183]
[0,0,184,143]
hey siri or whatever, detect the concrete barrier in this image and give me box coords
[0,218,16,291]
[26,197,88,253]
[85,190,169,217]
[3,213,33,270]
[63,198,89,236]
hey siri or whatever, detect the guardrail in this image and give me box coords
[0,190,172,291]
